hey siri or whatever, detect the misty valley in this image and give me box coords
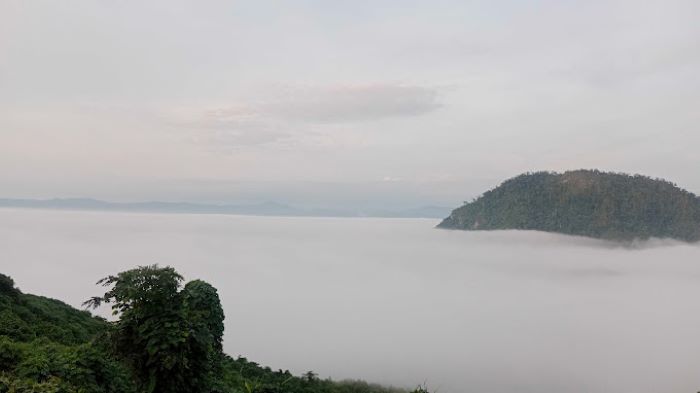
[3,208,700,392]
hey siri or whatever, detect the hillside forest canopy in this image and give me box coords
[438,170,700,242]
[0,267,429,393]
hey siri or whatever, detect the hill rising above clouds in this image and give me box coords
[438,170,700,242]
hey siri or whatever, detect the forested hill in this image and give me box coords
[0,270,422,393]
[438,170,700,242]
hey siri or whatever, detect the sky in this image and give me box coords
[1,0,699,209]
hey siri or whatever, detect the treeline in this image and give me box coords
[219,357,411,393]
[0,269,427,393]
[438,169,700,241]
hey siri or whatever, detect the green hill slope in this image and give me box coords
[0,273,134,392]
[0,279,106,345]
[438,170,700,242]
[0,272,420,393]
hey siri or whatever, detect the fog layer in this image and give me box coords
[2,208,700,392]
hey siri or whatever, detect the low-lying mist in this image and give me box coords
[2,208,700,392]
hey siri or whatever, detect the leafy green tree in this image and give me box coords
[85,265,225,393]
[182,279,226,389]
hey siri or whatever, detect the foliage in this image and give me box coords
[84,265,225,393]
[438,169,700,242]
[2,269,429,393]
[0,290,105,346]
[0,336,136,393]
[0,277,134,393]
[216,355,414,393]
[0,274,19,300]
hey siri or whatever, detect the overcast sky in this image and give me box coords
[1,0,699,208]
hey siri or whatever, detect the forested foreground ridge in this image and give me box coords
[438,170,700,242]
[0,269,427,393]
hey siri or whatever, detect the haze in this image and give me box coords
[3,208,700,392]
[2,0,700,208]
[2,1,700,392]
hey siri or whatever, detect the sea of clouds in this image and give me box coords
[2,208,700,392]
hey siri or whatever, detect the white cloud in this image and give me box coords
[166,83,441,150]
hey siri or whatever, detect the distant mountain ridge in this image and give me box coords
[0,197,450,219]
[438,170,700,242]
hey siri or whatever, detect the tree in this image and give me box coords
[0,273,20,299]
[302,371,318,382]
[182,279,226,389]
[85,265,225,393]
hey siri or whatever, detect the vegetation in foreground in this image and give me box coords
[438,169,700,242]
[0,269,427,393]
